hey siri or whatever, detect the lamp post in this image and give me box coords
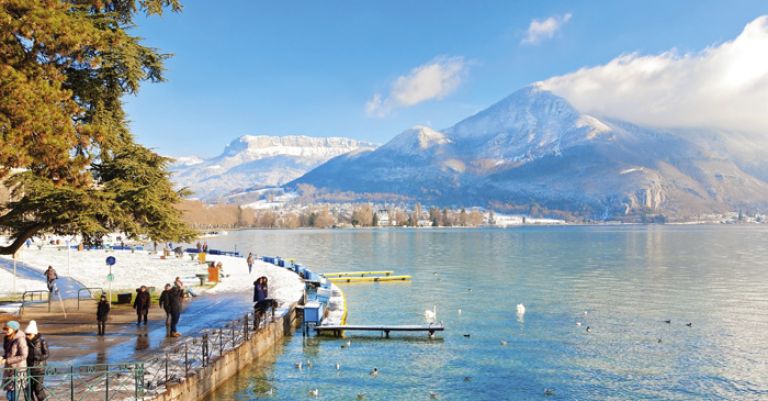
[12,252,17,294]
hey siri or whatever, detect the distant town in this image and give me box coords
[179,196,765,230]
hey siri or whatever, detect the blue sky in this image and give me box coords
[125,1,768,158]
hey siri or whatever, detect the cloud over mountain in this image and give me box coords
[537,15,768,137]
[522,13,572,45]
[366,56,467,117]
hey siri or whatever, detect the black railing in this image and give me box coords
[139,307,277,398]
[1,363,144,401]
[77,287,104,310]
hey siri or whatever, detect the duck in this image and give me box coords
[335,362,341,371]
[663,319,671,324]
[463,333,471,338]
[586,326,591,333]
[356,392,365,400]
[430,391,439,399]
[309,388,319,397]
[686,322,693,327]
[516,304,526,316]
[370,367,379,377]
[294,361,302,369]
[544,388,556,396]
[500,340,508,346]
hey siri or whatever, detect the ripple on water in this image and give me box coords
[201,226,768,400]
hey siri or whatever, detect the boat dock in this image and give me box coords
[328,275,411,283]
[315,323,445,338]
[323,270,395,277]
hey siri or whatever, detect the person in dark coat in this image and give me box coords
[168,286,182,337]
[96,294,110,335]
[158,283,173,332]
[253,276,274,324]
[25,321,48,401]
[133,286,151,325]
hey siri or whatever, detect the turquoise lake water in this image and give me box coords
[202,225,768,400]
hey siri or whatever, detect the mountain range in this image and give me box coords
[169,135,376,203]
[170,86,768,221]
[288,87,768,220]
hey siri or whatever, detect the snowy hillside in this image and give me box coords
[290,87,768,220]
[170,135,376,202]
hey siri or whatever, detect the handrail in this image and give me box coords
[19,290,50,320]
[77,287,104,310]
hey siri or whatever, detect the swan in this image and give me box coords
[425,305,437,324]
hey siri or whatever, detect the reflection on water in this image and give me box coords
[204,226,768,400]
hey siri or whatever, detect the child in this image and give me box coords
[97,295,110,336]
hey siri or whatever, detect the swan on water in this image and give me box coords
[425,305,437,324]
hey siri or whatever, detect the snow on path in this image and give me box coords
[0,246,303,306]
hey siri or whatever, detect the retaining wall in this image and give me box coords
[149,303,300,401]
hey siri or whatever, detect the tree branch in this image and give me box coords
[0,224,46,256]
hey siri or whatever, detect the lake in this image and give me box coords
[201,225,768,400]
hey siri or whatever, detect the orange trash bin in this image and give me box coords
[207,264,219,283]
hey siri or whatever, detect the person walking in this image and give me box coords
[44,266,58,293]
[96,294,110,336]
[159,284,173,333]
[25,321,48,401]
[253,276,273,324]
[1,321,28,401]
[133,286,150,325]
[247,252,254,274]
[174,277,185,300]
[168,286,183,337]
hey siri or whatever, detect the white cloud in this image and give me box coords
[522,13,572,45]
[537,15,768,136]
[366,56,467,117]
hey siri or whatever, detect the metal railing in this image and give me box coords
[77,287,104,310]
[1,363,144,401]
[139,306,276,398]
[19,290,51,319]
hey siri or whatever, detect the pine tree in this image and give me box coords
[0,0,194,254]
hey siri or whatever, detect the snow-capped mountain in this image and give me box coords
[170,135,376,202]
[290,87,768,220]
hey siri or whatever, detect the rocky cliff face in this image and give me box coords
[170,135,376,202]
[290,87,768,220]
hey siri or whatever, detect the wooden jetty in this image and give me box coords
[323,270,395,277]
[315,323,445,338]
[328,275,411,283]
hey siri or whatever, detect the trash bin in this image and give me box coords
[116,293,132,304]
[303,301,324,324]
[208,264,219,282]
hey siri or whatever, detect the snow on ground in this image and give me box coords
[0,245,303,306]
[0,266,47,294]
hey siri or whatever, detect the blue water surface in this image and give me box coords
[202,225,768,401]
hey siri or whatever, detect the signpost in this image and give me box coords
[106,256,116,303]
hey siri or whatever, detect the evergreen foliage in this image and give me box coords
[0,0,194,254]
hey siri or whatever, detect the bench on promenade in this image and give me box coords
[314,323,445,338]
